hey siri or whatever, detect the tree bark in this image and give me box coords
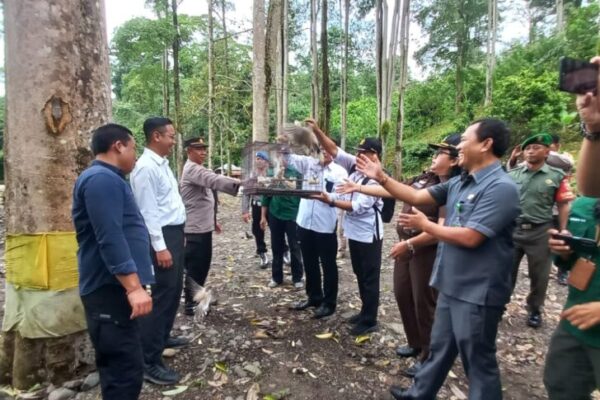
[395,0,410,179]
[2,0,110,387]
[208,0,216,169]
[556,0,564,33]
[282,0,289,125]
[310,0,319,119]
[375,0,383,138]
[172,0,184,176]
[319,0,331,134]
[340,0,349,150]
[221,0,232,175]
[484,0,498,107]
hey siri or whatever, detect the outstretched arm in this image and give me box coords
[305,118,337,157]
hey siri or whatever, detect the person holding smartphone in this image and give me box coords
[545,196,600,399]
[573,56,600,196]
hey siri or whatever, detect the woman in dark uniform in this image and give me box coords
[392,134,461,377]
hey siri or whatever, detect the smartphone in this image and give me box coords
[552,233,598,256]
[558,57,599,95]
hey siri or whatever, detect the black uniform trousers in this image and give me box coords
[251,203,267,254]
[140,224,185,365]
[406,293,504,400]
[297,226,338,308]
[185,231,212,280]
[348,237,383,326]
[81,284,143,400]
[268,213,303,284]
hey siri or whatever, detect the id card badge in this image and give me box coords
[568,257,597,291]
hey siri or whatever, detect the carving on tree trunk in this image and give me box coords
[43,95,72,135]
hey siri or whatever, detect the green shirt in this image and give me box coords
[261,166,301,221]
[555,196,600,348]
[509,163,564,224]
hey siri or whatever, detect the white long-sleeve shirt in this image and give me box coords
[287,155,348,234]
[130,148,186,251]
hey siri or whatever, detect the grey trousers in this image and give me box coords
[544,323,600,400]
[511,222,553,312]
[405,293,504,400]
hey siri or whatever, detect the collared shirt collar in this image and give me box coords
[470,160,502,184]
[143,147,168,166]
[92,159,125,178]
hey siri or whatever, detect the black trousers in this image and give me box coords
[184,232,212,306]
[348,238,383,325]
[81,285,143,400]
[297,226,338,308]
[140,224,185,365]
[252,203,267,254]
[268,213,303,283]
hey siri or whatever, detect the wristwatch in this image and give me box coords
[580,121,600,141]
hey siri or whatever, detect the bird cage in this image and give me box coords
[241,141,322,197]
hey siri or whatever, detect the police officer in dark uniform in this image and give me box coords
[509,133,570,328]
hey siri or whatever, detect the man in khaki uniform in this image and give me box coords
[509,133,570,328]
[180,137,240,315]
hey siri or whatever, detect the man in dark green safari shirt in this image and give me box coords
[545,196,600,399]
[509,133,570,328]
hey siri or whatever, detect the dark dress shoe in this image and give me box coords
[396,345,421,358]
[144,363,180,385]
[165,336,190,349]
[347,313,363,325]
[349,322,378,336]
[313,305,335,319]
[390,385,413,399]
[402,361,422,378]
[289,300,320,311]
[527,311,542,328]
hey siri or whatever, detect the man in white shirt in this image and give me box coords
[130,117,187,385]
[287,149,348,318]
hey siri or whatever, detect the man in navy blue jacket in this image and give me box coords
[72,123,154,399]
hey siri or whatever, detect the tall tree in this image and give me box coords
[485,0,498,107]
[319,0,331,134]
[252,0,281,141]
[208,0,216,169]
[556,0,565,33]
[340,0,350,149]
[310,0,319,119]
[275,0,289,132]
[415,0,487,114]
[172,0,184,175]
[1,0,111,388]
[394,0,411,178]
[221,0,233,174]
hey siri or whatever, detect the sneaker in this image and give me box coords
[283,250,291,265]
[527,311,542,328]
[268,280,281,288]
[144,363,180,385]
[293,281,304,289]
[259,253,269,269]
[165,336,190,349]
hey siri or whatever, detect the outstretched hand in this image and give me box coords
[356,154,384,181]
[397,208,429,231]
[336,178,359,195]
[310,192,331,204]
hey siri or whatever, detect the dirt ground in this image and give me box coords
[0,194,584,399]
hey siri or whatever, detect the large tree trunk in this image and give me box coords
[2,0,111,388]
[394,0,410,179]
[221,0,233,175]
[310,0,319,119]
[172,0,184,176]
[253,0,280,141]
[275,0,288,132]
[484,0,498,107]
[319,0,331,134]
[375,0,384,138]
[340,0,350,150]
[161,0,170,117]
[282,0,289,126]
[208,0,216,169]
[556,0,564,33]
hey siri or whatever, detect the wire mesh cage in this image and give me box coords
[241,141,322,196]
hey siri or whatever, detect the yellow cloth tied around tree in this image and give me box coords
[5,232,79,290]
